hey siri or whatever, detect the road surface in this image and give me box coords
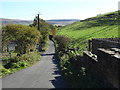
[2,40,69,89]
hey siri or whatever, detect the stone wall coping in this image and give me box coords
[84,51,98,61]
[98,48,120,59]
[92,38,120,44]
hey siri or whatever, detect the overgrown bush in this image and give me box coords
[54,35,71,51]
[29,16,56,51]
[15,52,41,64]
[2,68,12,75]
[54,35,108,88]
[18,61,28,67]
[2,51,41,77]
[2,24,41,54]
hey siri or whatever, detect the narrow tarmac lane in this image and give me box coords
[2,40,69,88]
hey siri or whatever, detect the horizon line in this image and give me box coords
[1,18,81,21]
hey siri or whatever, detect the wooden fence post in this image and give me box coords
[88,40,92,51]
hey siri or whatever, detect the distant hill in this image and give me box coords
[46,19,80,26]
[0,18,80,26]
[0,18,33,27]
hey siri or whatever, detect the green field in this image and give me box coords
[58,11,119,55]
[59,25,118,39]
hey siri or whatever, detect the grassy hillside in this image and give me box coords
[58,11,119,55]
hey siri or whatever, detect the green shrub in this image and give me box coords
[4,62,13,69]
[15,52,41,64]
[54,35,71,50]
[18,61,28,67]
[10,68,17,72]
[2,24,41,54]
[2,51,41,77]
[2,67,12,76]
[11,63,20,68]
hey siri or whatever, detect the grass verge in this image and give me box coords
[1,51,41,77]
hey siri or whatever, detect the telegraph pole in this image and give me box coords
[37,12,42,30]
[38,14,40,30]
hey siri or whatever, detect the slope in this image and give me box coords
[58,11,119,55]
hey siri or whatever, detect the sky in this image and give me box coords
[0,0,119,20]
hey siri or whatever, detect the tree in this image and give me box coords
[29,16,57,41]
[2,24,20,52]
[49,24,57,36]
[29,16,51,48]
[2,24,41,54]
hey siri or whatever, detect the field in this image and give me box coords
[58,11,118,55]
[55,11,119,88]
[59,25,118,39]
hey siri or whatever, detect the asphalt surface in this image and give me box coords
[2,40,69,89]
